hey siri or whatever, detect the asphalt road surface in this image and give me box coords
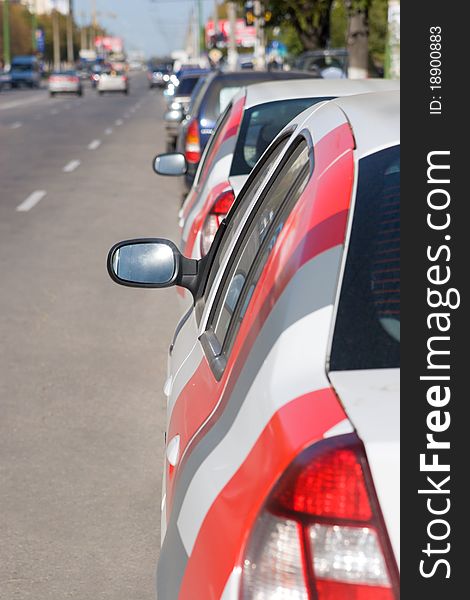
[0,73,181,599]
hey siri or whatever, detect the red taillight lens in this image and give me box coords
[200,188,235,256]
[274,447,372,521]
[185,120,201,164]
[241,435,398,600]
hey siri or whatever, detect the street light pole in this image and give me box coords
[227,1,238,71]
[30,0,38,53]
[2,0,11,68]
[67,0,75,65]
[52,8,61,71]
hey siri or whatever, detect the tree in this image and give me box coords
[239,0,334,51]
[345,0,370,78]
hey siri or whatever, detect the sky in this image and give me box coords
[73,0,217,58]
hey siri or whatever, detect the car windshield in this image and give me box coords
[12,63,33,71]
[330,145,400,371]
[177,76,200,96]
[53,71,76,76]
[231,97,331,176]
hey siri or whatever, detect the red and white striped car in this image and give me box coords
[108,90,400,600]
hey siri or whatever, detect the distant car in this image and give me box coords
[90,64,103,88]
[176,70,320,192]
[164,72,210,151]
[10,55,41,88]
[294,48,349,78]
[97,70,129,95]
[0,69,12,91]
[49,70,83,96]
[148,63,171,88]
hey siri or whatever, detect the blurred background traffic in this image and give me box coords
[1,1,400,91]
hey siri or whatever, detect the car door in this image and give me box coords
[163,135,311,524]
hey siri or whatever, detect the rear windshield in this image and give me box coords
[231,97,331,176]
[330,145,400,371]
[177,76,200,96]
[12,63,35,71]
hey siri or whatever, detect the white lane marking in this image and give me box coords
[123,113,130,119]
[16,190,47,212]
[105,127,113,135]
[0,95,43,111]
[63,159,81,173]
[50,108,59,115]
[88,139,102,150]
[115,119,123,126]
[10,121,23,129]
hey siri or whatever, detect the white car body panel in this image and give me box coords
[98,74,127,92]
[328,369,400,567]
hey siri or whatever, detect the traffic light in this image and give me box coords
[244,1,255,27]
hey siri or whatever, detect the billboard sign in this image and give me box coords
[205,19,256,48]
[94,36,124,54]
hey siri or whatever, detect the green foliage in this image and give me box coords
[330,0,347,48]
[368,0,388,67]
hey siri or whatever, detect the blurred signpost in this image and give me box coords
[36,28,45,54]
[2,0,10,68]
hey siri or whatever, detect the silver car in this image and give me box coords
[49,70,82,97]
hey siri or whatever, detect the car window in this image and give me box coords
[194,103,233,188]
[231,97,332,176]
[177,76,200,96]
[202,135,291,302]
[330,145,400,370]
[208,140,311,352]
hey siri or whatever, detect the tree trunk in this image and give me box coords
[347,9,369,78]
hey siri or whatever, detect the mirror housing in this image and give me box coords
[153,152,187,176]
[107,238,199,296]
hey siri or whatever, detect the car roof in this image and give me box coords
[330,90,400,157]
[243,78,400,109]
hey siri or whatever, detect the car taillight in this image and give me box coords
[200,188,235,256]
[241,434,398,600]
[185,120,201,164]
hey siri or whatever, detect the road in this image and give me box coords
[0,74,181,599]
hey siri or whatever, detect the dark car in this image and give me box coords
[177,69,321,191]
[164,71,210,151]
[148,63,171,88]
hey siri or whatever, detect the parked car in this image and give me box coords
[97,69,129,95]
[294,48,349,78]
[10,55,41,88]
[164,71,210,151]
[49,70,83,97]
[156,79,400,270]
[107,90,400,600]
[148,63,171,88]
[176,69,321,192]
[0,69,12,91]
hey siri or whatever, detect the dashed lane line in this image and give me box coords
[16,190,47,212]
[10,121,23,129]
[115,119,123,126]
[63,159,81,173]
[105,128,113,135]
[88,139,102,150]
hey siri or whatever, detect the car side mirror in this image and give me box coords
[153,152,187,176]
[107,238,198,296]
